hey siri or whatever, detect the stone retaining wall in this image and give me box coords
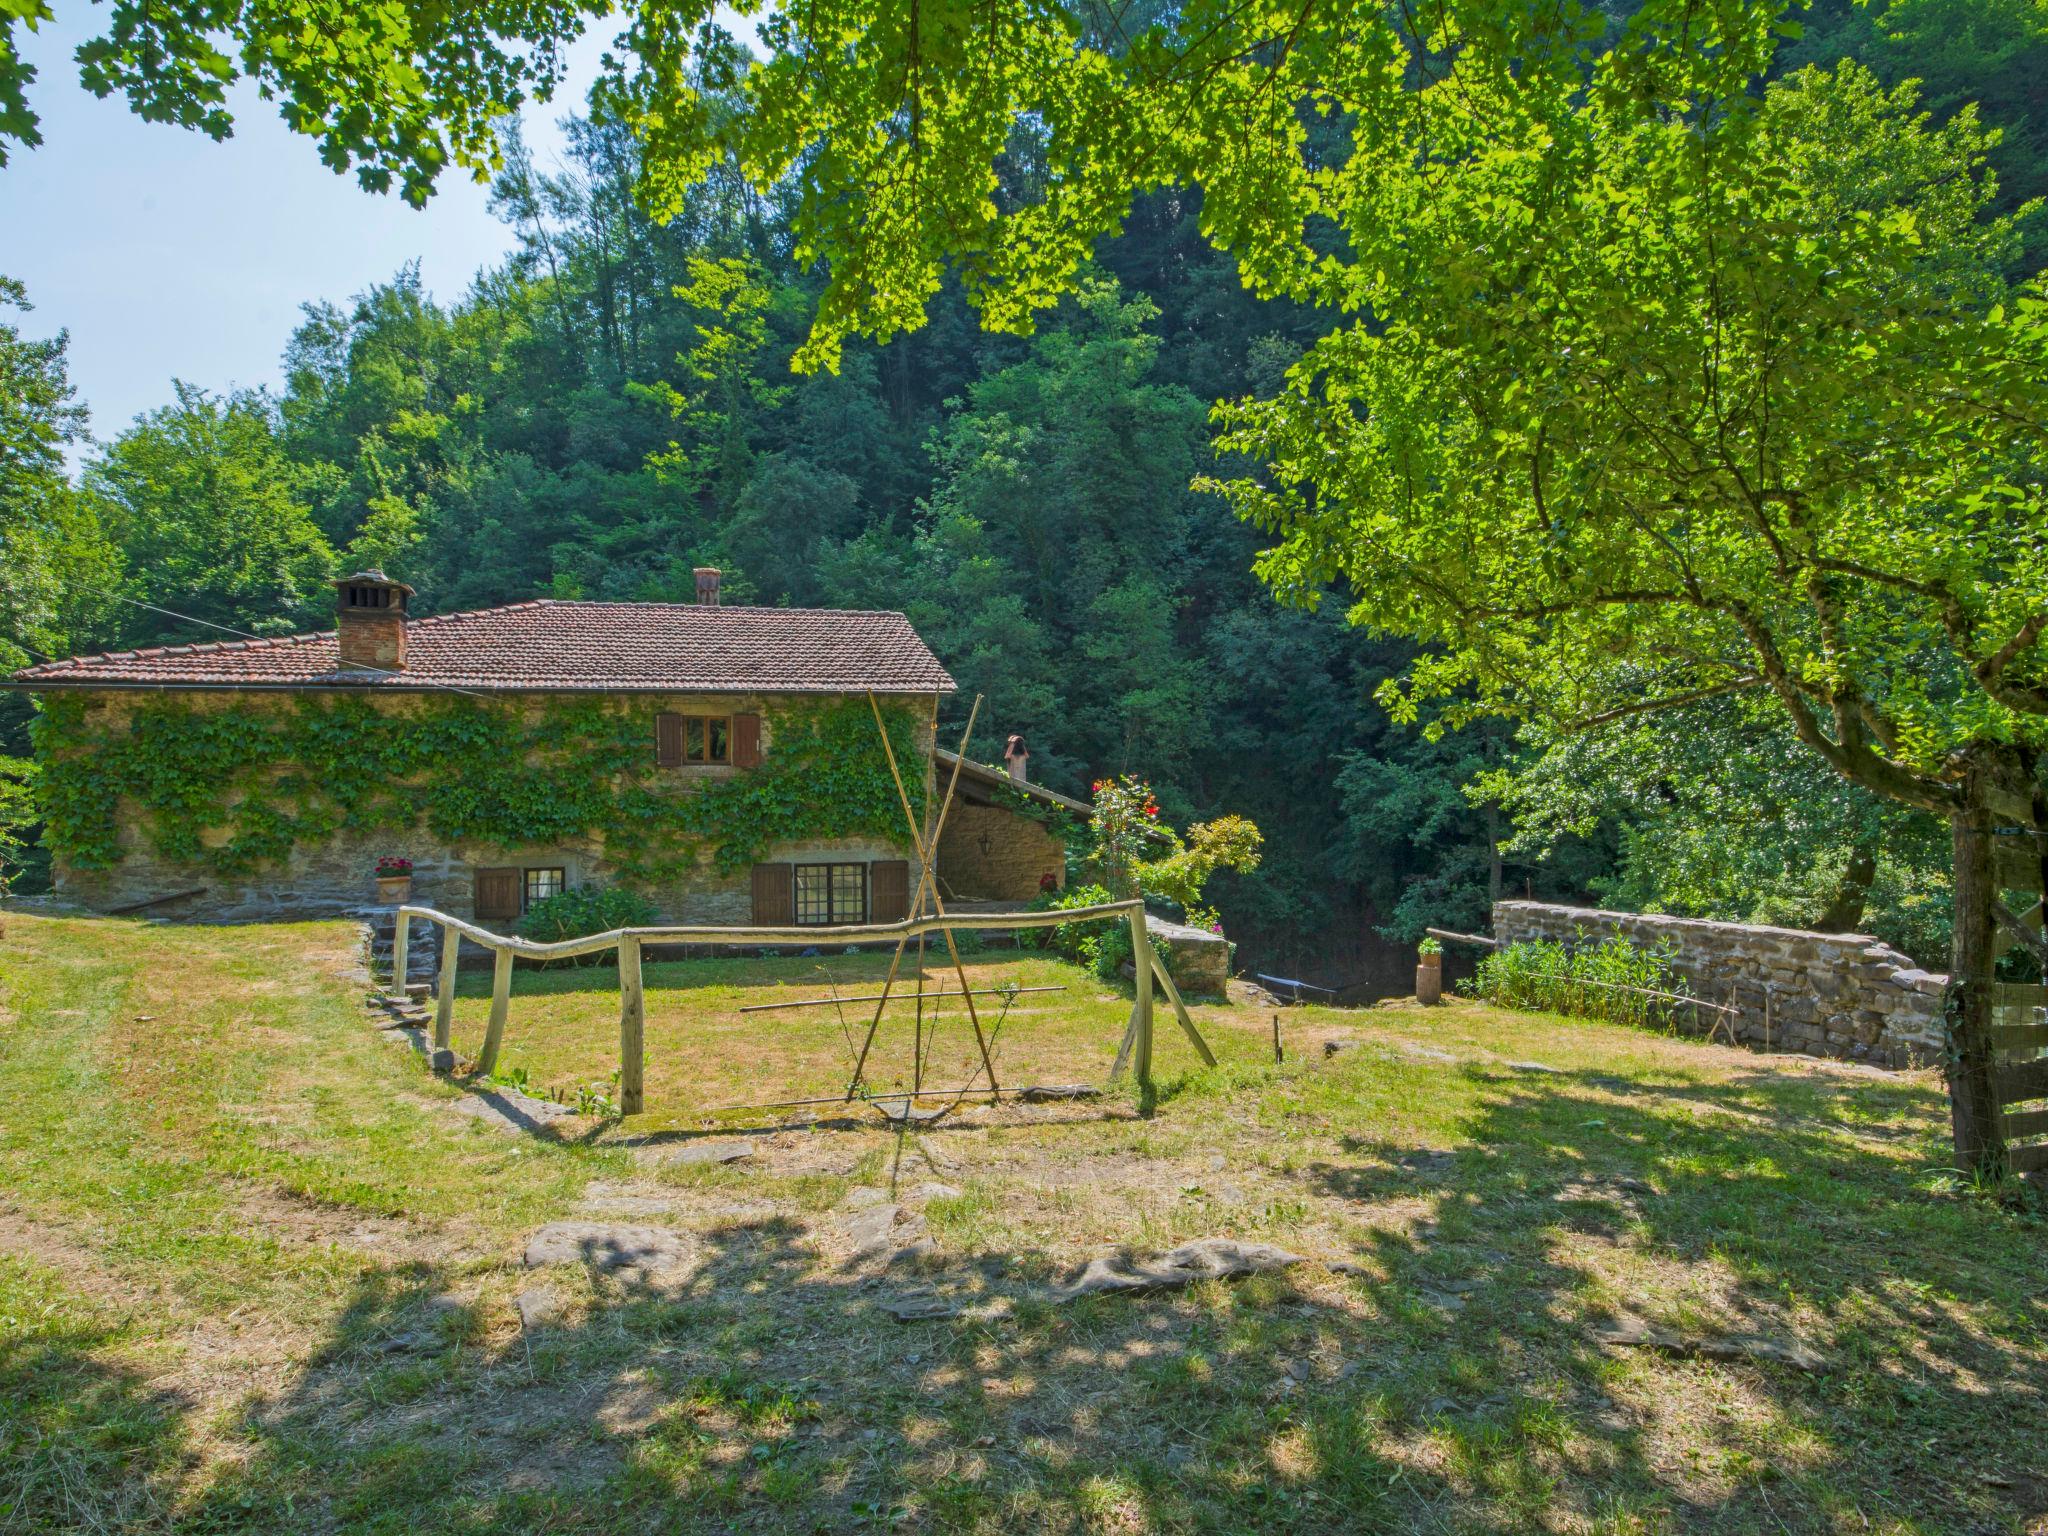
[1147,914,1232,999]
[1490,901,1947,1068]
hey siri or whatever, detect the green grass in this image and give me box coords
[1,910,2044,1533]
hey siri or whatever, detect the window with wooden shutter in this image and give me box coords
[475,867,521,922]
[751,862,794,925]
[870,859,909,923]
[733,714,762,768]
[655,712,684,767]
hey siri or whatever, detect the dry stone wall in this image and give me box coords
[1490,901,1948,1069]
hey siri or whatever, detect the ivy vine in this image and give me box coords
[32,693,927,883]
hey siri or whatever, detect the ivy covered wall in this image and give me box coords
[31,690,932,917]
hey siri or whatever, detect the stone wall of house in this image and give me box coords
[48,688,929,926]
[935,801,1066,902]
[1490,900,1948,1068]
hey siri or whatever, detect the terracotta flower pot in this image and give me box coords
[375,874,413,905]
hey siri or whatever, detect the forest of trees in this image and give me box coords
[2,0,2043,982]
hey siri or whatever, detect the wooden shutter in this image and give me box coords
[870,859,910,924]
[475,867,521,922]
[751,862,794,925]
[655,711,684,767]
[733,713,762,769]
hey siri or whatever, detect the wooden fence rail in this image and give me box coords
[389,899,1213,1115]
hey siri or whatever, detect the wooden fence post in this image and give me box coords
[1130,906,1154,1088]
[391,909,409,995]
[432,920,458,1060]
[618,935,645,1115]
[477,947,513,1077]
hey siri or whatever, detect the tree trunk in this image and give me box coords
[1813,835,1878,933]
[1947,786,2008,1178]
[1485,803,1504,910]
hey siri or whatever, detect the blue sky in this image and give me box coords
[1,10,615,465]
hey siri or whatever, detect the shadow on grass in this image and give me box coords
[40,1056,2048,1534]
[0,1261,194,1533]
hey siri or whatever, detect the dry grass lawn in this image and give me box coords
[2,909,2045,1535]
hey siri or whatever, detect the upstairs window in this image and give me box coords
[656,712,733,766]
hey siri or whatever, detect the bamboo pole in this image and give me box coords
[848,694,996,1099]
[391,909,410,994]
[618,935,645,1115]
[477,948,513,1077]
[847,692,976,1091]
[432,919,458,1057]
[741,984,1066,1014]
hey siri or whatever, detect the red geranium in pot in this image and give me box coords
[374,856,414,905]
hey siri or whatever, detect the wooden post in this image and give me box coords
[477,946,513,1078]
[391,909,410,995]
[1130,906,1154,1088]
[618,935,645,1116]
[1147,947,1216,1066]
[433,920,458,1057]
[1273,1011,1283,1063]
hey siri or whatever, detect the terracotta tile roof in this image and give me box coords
[7,600,956,695]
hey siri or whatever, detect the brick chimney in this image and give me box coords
[694,567,722,606]
[335,570,414,671]
[1003,734,1029,784]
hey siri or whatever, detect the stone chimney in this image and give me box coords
[335,570,414,671]
[1003,734,1029,784]
[694,567,722,605]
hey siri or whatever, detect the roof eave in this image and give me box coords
[1,678,959,696]
[935,748,1093,817]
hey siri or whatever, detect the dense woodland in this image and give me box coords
[2,0,2044,982]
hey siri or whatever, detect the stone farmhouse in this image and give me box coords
[8,569,1079,927]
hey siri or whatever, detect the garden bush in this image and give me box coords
[519,885,659,950]
[1028,882,1169,982]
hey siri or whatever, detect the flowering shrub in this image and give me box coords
[1086,776,1162,898]
[375,855,413,876]
[1076,776,1262,932]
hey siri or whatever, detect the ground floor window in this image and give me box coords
[794,863,867,925]
[523,867,566,911]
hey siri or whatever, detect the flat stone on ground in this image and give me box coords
[453,1087,576,1135]
[841,1203,930,1264]
[523,1221,693,1273]
[515,1287,562,1330]
[641,1138,756,1167]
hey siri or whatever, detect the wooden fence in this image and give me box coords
[389,898,1215,1114]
